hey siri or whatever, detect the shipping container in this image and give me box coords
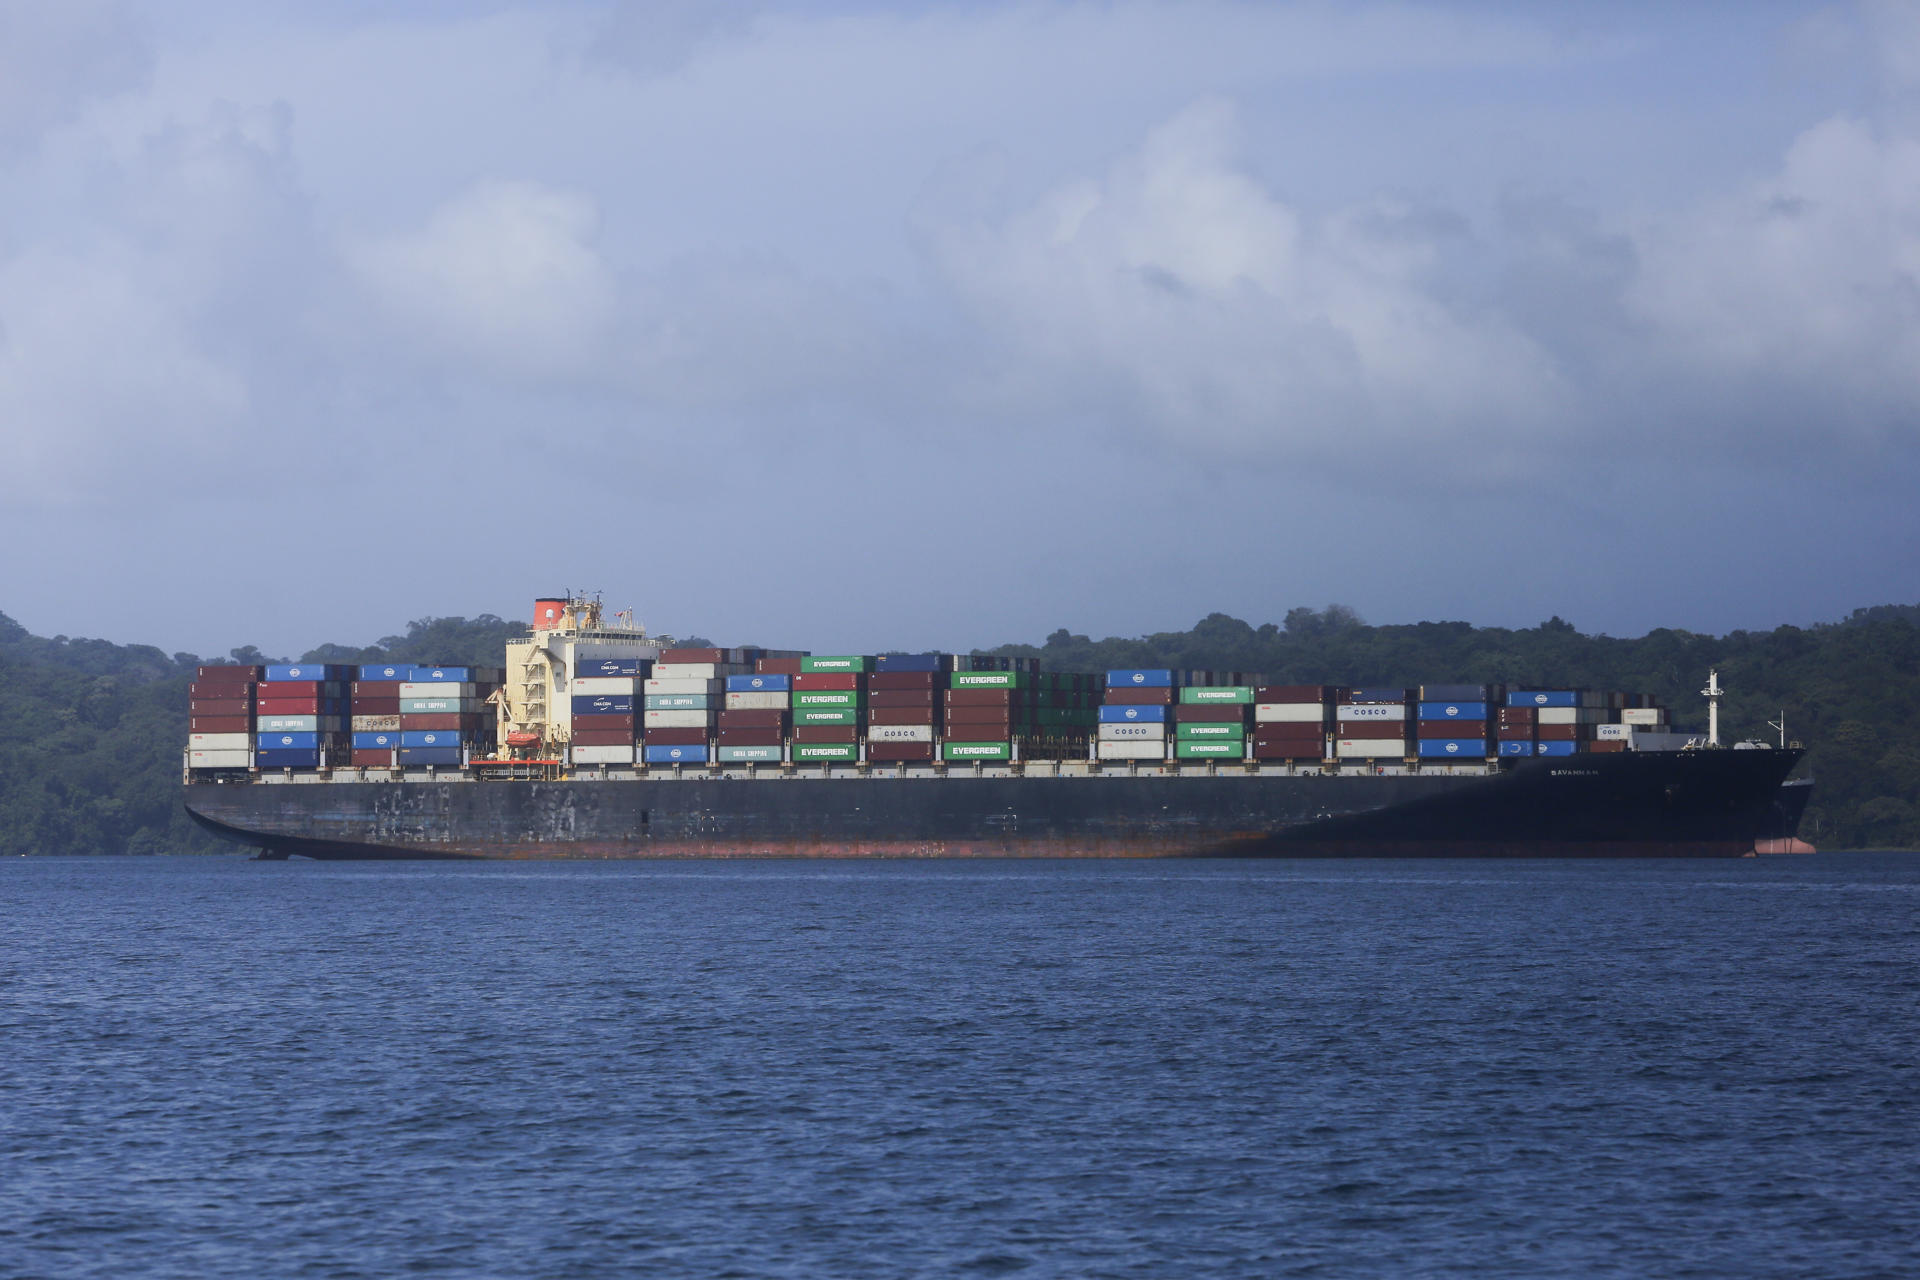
[717,728,783,746]
[257,731,322,750]
[190,715,252,734]
[659,647,727,664]
[1537,724,1581,741]
[1252,742,1322,760]
[398,747,462,766]
[352,731,400,750]
[1586,740,1628,753]
[197,664,263,682]
[1497,740,1533,757]
[943,741,1013,762]
[1106,669,1172,688]
[1417,720,1487,739]
[572,677,641,696]
[644,743,709,764]
[265,664,347,683]
[399,714,483,732]
[1103,687,1175,706]
[793,707,859,726]
[1095,740,1167,760]
[644,693,713,710]
[868,742,936,762]
[1254,685,1328,703]
[717,709,786,729]
[1536,741,1579,756]
[398,730,461,748]
[793,743,859,762]
[190,698,254,717]
[351,681,402,696]
[1175,740,1241,759]
[754,658,804,677]
[951,671,1026,689]
[641,727,708,746]
[724,691,790,711]
[868,672,938,692]
[1098,723,1166,741]
[570,729,636,747]
[868,724,934,743]
[644,709,716,729]
[716,745,782,763]
[350,715,401,732]
[801,656,871,674]
[1253,723,1326,742]
[571,712,636,732]
[1179,686,1254,705]
[792,726,858,744]
[350,697,401,715]
[1593,723,1632,741]
[574,656,646,678]
[649,663,737,681]
[1621,708,1668,726]
[644,677,722,696]
[873,654,946,673]
[1336,704,1407,722]
[1496,726,1535,741]
[1344,687,1410,704]
[256,747,322,768]
[572,745,637,764]
[1176,722,1245,740]
[866,707,937,725]
[573,694,635,715]
[1419,684,1490,702]
[398,682,476,699]
[349,749,395,768]
[1338,721,1406,740]
[1418,701,1489,721]
[189,681,256,700]
[1509,690,1579,708]
[725,673,791,693]
[1098,705,1168,724]
[1172,704,1246,723]
[404,698,479,715]
[794,690,860,707]
[188,733,251,751]
[1335,739,1406,758]
[1254,703,1325,724]
[869,690,936,709]
[1417,739,1487,759]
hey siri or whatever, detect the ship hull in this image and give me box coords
[184,749,1800,860]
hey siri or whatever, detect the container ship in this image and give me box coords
[183,596,1809,860]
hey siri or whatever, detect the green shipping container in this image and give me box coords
[1176,740,1243,759]
[801,656,871,673]
[1176,722,1247,740]
[793,708,859,726]
[793,743,858,762]
[949,671,1027,689]
[400,698,469,714]
[717,745,782,763]
[793,690,861,708]
[1180,686,1255,704]
[943,741,1013,761]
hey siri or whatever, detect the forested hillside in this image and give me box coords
[2,605,1916,854]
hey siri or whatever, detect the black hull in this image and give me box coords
[185,749,1800,860]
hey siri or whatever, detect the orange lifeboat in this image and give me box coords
[505,731,541,748]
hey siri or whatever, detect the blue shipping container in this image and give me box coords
[725,673,792,692]
[1536,740,1579,756]
[358,664,408,681]
[352,732,398,749]
[572,694,634,715]
[1509,690,1579,707]
[645,743,710,764]
[575,656,646,678]
[874,654,946,673]
[1107,669,1173,688]
[400,730,461,748]
[1098,704,1169,723]
[1497,740,1533,757]
[255,747,322,768]
[256,731,320,749]
[1417,739,1486,758]
[1346,687,1409,704]
[398,747,462,766]
[265,663,348,682]
[409,666,472,683]
[1418,701,1489,721]
[1420,684,1489,702]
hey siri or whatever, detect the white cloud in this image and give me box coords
[0,0,149,153]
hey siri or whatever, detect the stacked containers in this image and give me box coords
[642,647,751,766]
[719,668,791,764]
[943,657,1041,763]
[1416,684,1494,761]
[1174,680,1256,761]
[1096,670,1207,762]
[1336,687,1411,761]
[1252,686,1330,761]
[350,662,407,766]
[572,655,648,766]
[188,664,261,768]
[255,662,350,768]
[792,656,869,765]
[1506,689,1609,756]
[1028,672,1100,760]
[866,654,946,764]
[400,664,502,766]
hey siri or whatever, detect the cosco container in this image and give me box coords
[408,666,490,683]
[1536,740,1579,756]
[724,691,790,710]
[1509,690,1579,707]
[357,664,408,681]
[1593,723,1632,741]
[257,731,321,750]
[868,724,933,743]
[644,743,709,764]
[1336,704,1406,721]
[725,673,791,692]
[1098,704,1168,724]
[264,664,345,683]
[1497,740,1534,757]
[352,731,399,749]
[400,730,460,747]
[1107,669,1172,688]
[1417,701,1488,721]
[1416,739,1486,758]
[1098,723,1166,741]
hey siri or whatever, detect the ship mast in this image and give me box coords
[1702,669,1723,748]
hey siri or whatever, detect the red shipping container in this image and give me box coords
[1337,721,1406,740]
[755,658,804,676]
[189,680,255,700]
[946,689,1023,707]
[643,727,708,746]
[197,664,264,682]
[256,698,325,715]
[350,749,396,767]
[868,742,935,761]
[1103,687,1175,705]
[793,673,861,691]
[945,707,1017,725]
[1497,726,1534,741]
[793,726,857,743]
[571,729,636,747]
[717,728,782,746]
[352,681,403,696]
[190,715,252,733]
[1537,724,1581,741]
[660,647,725,664]
[351,697,401,715]
[1253,743,1322,759]
[867,707,937,725]
[1418,720,1487,739]
[189,698,253,717]
[867,672,937,691]
[1254,723,1324,742]
[572,712,636,732]
[1585,740,1626,753]
[1255,685,1329,703]
[401,714,481,731]
[1497,707,1536,726]
[255,680,329,697]
[1174,705,1247,723]
[869,690,936,708]
[718,709,786,729]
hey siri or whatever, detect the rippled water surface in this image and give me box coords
[3,854,1917,1278]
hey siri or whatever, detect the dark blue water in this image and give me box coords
[3,855,1916,1278]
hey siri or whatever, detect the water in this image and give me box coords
[2,855,1916,1279]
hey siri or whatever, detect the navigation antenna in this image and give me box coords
[1702,669,1723,748]
[1766,710,1787,750]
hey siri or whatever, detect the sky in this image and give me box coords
[2,0,1918,658]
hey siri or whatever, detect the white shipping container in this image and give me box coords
[572,745,636,764]
[189,733,251,751]
[1537,707,1578,724]
[649,663,752,681]
[1336,739,1407,758]
[399,682,476,698]
[1255,703,1326,723]
[1098,723,1167,741]
[1621,708,1668,726]
[256,715,320,732]
[190,748,251,768]
[572,677,641,696]
[1594,723,1632,741]
[645,677,724,696]
[1097,740,1168,760]
[1336,704,1407,722]
[352,715,400,732]
[643,709,716,729]
[869,724,933,743]
[725,691,790,710]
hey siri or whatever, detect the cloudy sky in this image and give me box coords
[2,0,1917,658]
